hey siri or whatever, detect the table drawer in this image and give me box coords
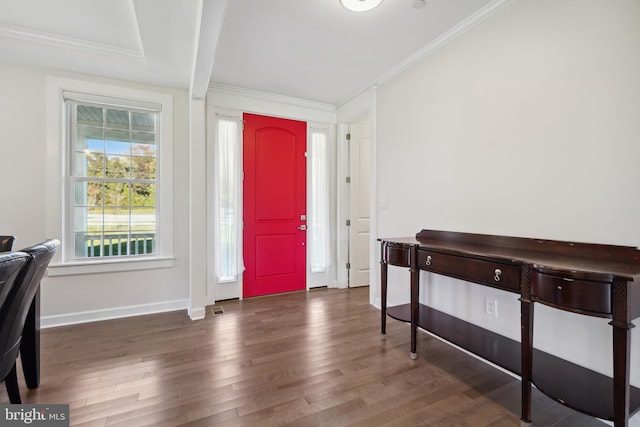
[417,249,520,292]
[531,271,611,315]
[385,244,410,267]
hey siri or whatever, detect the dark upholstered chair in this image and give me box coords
[0,252,29,319]
[0,236,14,252]
[0,251,31,402]
[0,239,59,403]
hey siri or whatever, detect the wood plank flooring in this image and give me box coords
[1,287,604,426]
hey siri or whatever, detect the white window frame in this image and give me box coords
[308,127,331,274]
[213,114,244,283]
[46,77,174,276]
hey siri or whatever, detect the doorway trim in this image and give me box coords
[205,85,337,304]
[336,87,378,304]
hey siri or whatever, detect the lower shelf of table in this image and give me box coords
[386,303,640,421]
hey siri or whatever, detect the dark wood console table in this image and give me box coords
[379,229,640,427]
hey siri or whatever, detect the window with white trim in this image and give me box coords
[66,95,161,260]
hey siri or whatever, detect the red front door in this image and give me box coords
[242,113,307,298]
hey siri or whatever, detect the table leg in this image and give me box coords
[519,265,533,426]
[410,246,418,360]
[20,289,40,389]
[520,299,533,426]
[611,279,632,427]
[381,243,388,340]
[612,323,631,427]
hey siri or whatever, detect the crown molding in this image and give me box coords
[338,0,519,107]
[0,22,145,60]
[209,83,337,112]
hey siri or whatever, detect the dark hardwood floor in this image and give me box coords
[2,287,604,426]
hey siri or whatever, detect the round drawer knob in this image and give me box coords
[494,269,502,282]
[557,285,563,290]
[425,256,432,266]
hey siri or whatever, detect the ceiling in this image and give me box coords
[212,0,498,105]
[0,0,200,89]
[0,0,506,106]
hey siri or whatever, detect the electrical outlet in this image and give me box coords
[485,298,498,317]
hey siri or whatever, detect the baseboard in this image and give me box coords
[188,306,206,321]
[41,299,189,328]
[214,281,241,301]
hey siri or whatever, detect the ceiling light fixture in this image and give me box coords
[340,0,383,12]
[413,0,426,8]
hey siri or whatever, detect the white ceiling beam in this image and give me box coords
[191,0,228,100]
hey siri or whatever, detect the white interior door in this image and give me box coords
[348,119,370,287]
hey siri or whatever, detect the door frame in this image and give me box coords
[306,122,339,290]
[336,88,378,305]
[337,116,372,289]
[346,116,371,288]
[205,86,339,304]
[242,113,307,298]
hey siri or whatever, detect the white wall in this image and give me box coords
[376,0,640,400]
[0,63,191,326]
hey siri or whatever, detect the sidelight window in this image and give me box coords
[309,128,330,273]
[214,115,243,282]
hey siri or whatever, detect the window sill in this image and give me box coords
[48,256,175,277]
